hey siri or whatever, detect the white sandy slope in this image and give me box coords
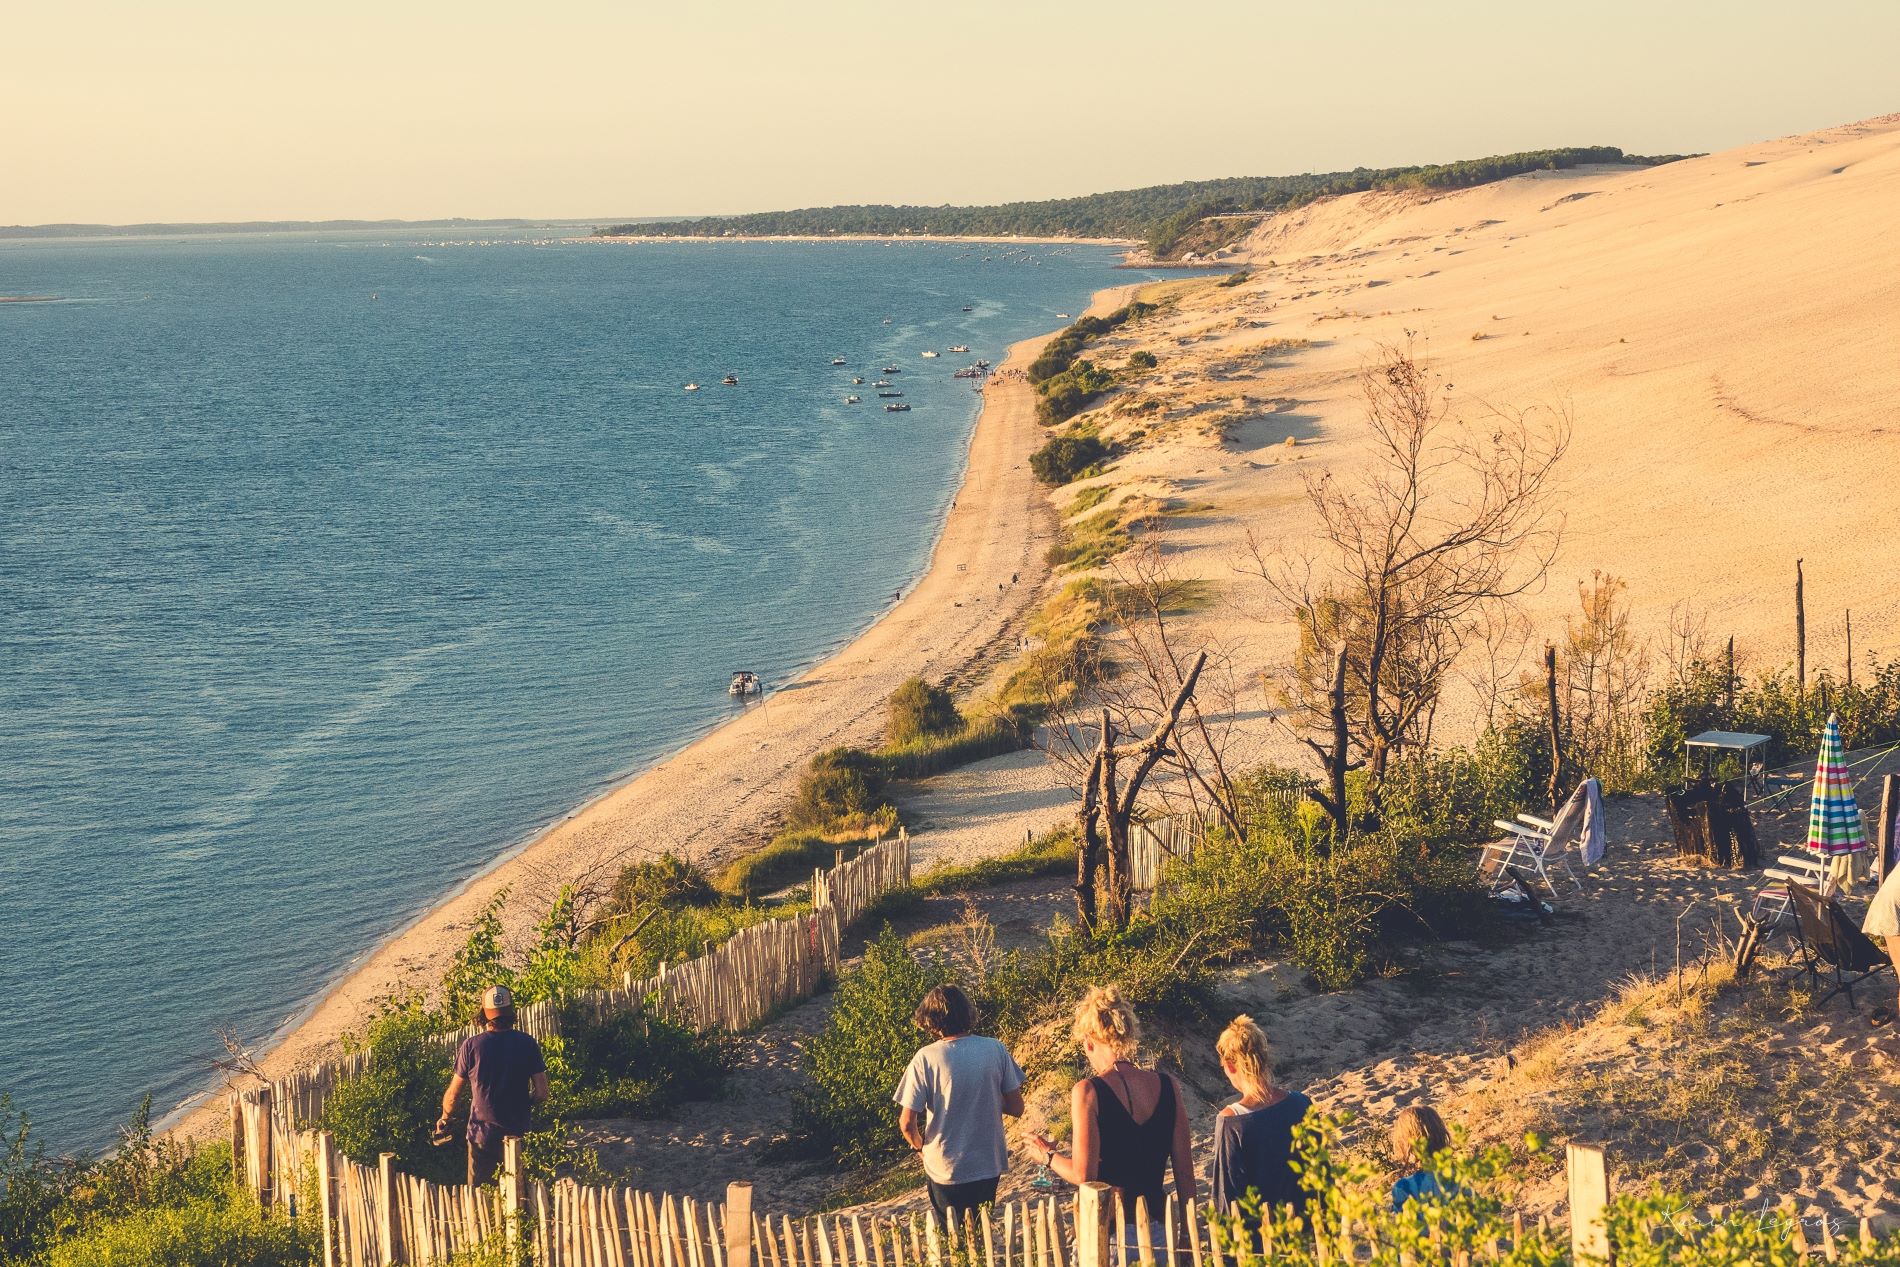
[1068,114,1900,734]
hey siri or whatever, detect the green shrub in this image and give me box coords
[556,1005,731,1119]
[316,998,457,1181]
[878,711,1025,781]
[788,927,951,1167]
[789,747,889,830]
[887,677,961,746]
[1126,350,1158,369]
[714,830,840,899]
[604,854,717,918]
[1216,271,1251,288]
[1030,434,1110,486]
[45,1187,315,1267]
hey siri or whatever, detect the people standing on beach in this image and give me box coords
[438,985,550,1185]
[895,985,1026,1224]
[1388,1105,1453,1211]
[1029,986,1196,1239]
[1209,1015,1313,1215]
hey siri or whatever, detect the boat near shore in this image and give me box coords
[684,382,701,391]
[884,402,911,412]
[920,350,939,359]
[949,344,970,353]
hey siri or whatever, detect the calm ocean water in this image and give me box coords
[0,231,1144,1152]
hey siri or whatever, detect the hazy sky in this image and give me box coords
[7,0,1896,224]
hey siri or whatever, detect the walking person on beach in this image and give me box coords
[1028,986,1196,1241]
[438,985,551,1186]
[895,984,1026,1224]
[1209,1015,1313,1216]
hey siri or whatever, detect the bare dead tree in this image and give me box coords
[1241,341,1570,836]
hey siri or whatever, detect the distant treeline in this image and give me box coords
[598,146,1696,258]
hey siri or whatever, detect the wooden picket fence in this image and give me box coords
[1128,815,1208,892]
[232,1130,1801,1267]
[232,833,913,1211]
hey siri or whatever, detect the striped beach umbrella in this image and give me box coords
[1806,712,1867,856]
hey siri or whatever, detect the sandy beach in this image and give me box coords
[169,284,1139,1139]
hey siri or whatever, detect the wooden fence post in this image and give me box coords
[727,1183,755,1267]
[315,1131,338,1267]
[1796,559,1807,696]
[230,1095,246,1189]
[501,1137,525,1260]
[1878,774,1897,887]
[256,1084,276,1208]
[1076,1183,1113,1267]
[1566,1143,1612,1266]
[377,1152,402,1266]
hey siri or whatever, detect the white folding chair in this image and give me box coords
[1481,817,1583,899]
[1752,845,1834,929]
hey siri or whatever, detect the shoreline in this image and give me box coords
[576,233,1138,248]
[168,280,1141,1141]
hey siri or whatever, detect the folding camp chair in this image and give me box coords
[1785,882,1893,1009]
[1480,817,1582,899]
[1751,845,1834,930]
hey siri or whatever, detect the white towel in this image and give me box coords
[1549,778,1607,866]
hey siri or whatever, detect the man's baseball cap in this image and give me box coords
[481,985,514,1012]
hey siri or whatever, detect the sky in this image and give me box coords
[6,0,1897,225]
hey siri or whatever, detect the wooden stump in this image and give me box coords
[1665,779,1758,869]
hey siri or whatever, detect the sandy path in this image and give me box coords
[171,286,1137,1138]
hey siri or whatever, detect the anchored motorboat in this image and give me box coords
[728,670,762,698]
[844,395,862,404]
[831,357,847,366]
[720,373,739,386]
[881,365,901,374]
[948,345,970,354]
[877,391,904,398]
[684,382,701,391]
[920,350,939,359]
[884,402,911,412]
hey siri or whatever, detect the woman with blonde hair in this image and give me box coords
[1210,1015,1312,1214]
[1028,986,1195,1232]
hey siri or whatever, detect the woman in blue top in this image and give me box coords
[1209,1015,1313,1215]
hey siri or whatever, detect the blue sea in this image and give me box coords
[0,230,1144,1152]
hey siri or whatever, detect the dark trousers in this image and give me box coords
[927,1175,999,1224]
[467,1135,505,1186]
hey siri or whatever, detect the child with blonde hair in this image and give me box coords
[1387,1105,1452,1210]
[1209,1015,1312,1214]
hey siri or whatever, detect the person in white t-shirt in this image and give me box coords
[894,985,1026,1224]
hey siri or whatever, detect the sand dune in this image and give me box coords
[1076,115,1900,730]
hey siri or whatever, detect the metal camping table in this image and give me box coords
[1684,730,1772,796]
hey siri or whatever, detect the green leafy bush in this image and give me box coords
[787,927,951,1167]
[887,678,961,746]
[44,1188,314,1267]
[714,830,839,899]
[878,711,1025,781]
[1216,271,1251,288]
[605,854,718,918]
[1030,434,1110,486]
[554,1005,731,1119]
[788,747,890,830]
[1126,349,1158,369]
[316,998,457,1181]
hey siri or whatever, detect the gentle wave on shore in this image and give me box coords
[0,230,1136,1152]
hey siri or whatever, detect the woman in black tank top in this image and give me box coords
[1028,986,1196,1228]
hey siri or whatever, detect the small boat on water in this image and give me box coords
[948,345,970,354]
[920,350,939,359]
[881,366,901,374]
[872,379,892,388]
[885,402,912,413]
[878,391,904,398]
[684,382,701,391]
[831,357,847,365]
[1056,313,1071,319]
[953,366,983,379]
[729,670,762,698]
[961,306,974,312]
[975,359,992,368]
[844,395,862,404]
[721,373,739,386]
[852,376,865,384]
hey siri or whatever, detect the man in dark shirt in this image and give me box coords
[437,985,551,1185]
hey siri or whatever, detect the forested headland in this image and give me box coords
[597,146,1693,258]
